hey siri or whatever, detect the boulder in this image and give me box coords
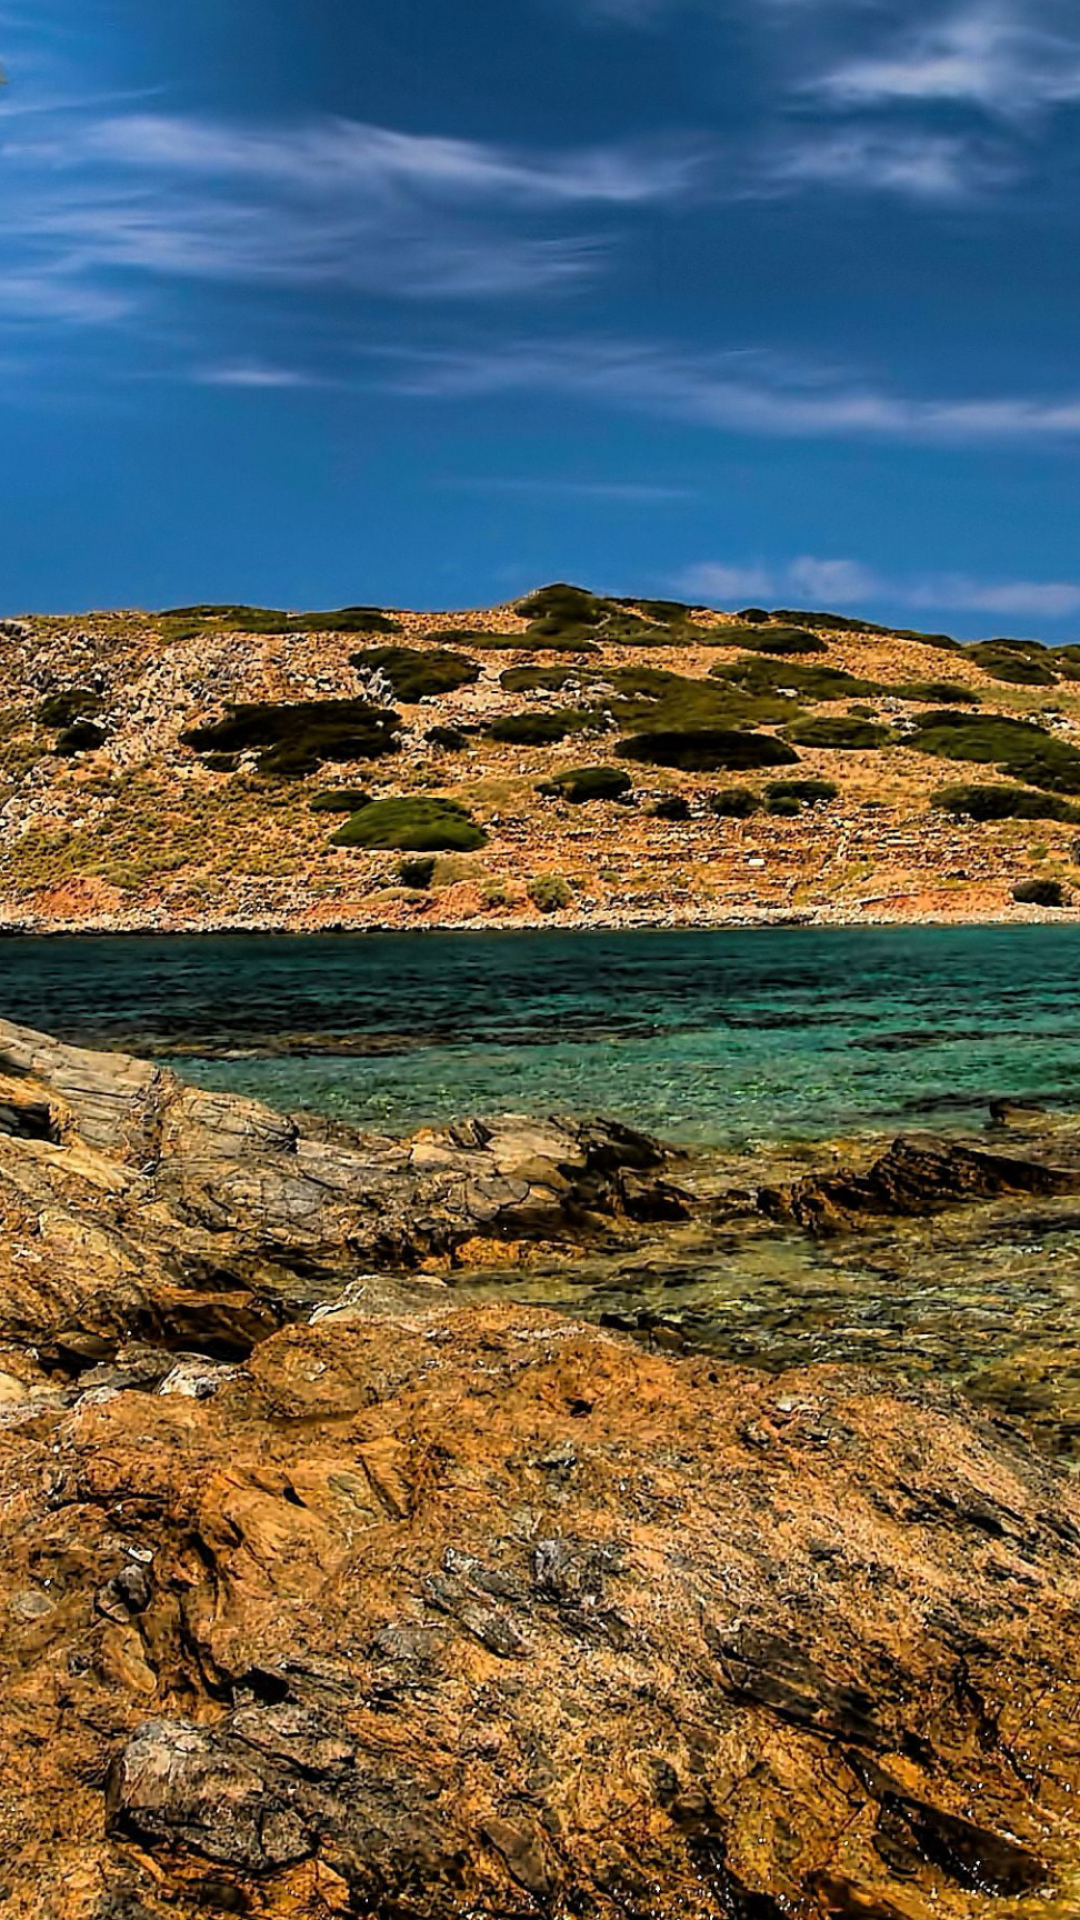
[2,1304,1080,1916]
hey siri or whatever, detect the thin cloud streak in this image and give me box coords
[380,336,1080,445]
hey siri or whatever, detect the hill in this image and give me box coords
[2,584,1080,929]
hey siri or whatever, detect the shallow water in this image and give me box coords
[5,924,1080,1448]
[1,923,1080,1143]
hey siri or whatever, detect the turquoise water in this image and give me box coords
[1,925,1079,1142]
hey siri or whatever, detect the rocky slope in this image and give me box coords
[5,1025,1080,1916]
[3,588,1080,929]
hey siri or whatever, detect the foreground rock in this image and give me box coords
[0,1018,687,1370]
[4,1298,1080,1918]
[5,1025,1080,1915]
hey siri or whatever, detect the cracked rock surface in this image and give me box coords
[2,1026,1080,1916]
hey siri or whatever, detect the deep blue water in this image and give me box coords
[2,925,1080,1143]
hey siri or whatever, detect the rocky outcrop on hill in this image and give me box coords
[5,1027,1080,1917]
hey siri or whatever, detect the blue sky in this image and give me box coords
[4,0,1080,633]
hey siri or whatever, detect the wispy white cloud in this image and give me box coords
[191,361,327,390]
[0,107,702,335]
[679,555,1080,621]
[378,335,1080,445]
[815,2,1080,118]
[765,126,1013,200]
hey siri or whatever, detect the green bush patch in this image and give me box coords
[37,689,105,728]
[528,874,573,913]
[54,721,107,756]
[931,783,1080,823]
[895,680,980,705]
[765,778,839,809]
[1013,878,1068,907]
[651,794,691,820]
[425,725,469,751]
[716,624,827,657]
[160,604,402,639]
[966,641,1058,687]
[331,797,487,852]
[397,855,437,890]
[907,710,1080,794]
[616,729,799,773]
[784,715,890,750]
[182,700,402,778]
[310,789,372,813]
[351,645,480,701]
[709,657,880,702]
[708,787,759,817]
[487,708,603,746]
[537,766,633,805]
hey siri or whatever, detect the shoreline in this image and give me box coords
[1,899,1080,936]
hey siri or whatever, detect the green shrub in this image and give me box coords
[784,715,889,750]
[309,789,372,813]
[895,680,980,705]
[298,607,401,635]
[517,583,608,628]
[397,855,437,890]
[537,765,633,805]
[709,787,759,818]
[54,721,106,755]
[1013,878,1068,907]
[480,876,516,910]
[615,729,799,773]
[651,794,691,820]
[709,657,880,701]
[768,609,959,648]
[606,666,794,732]
[425,724,469,751]
[736,607,771,624]
[501,666,595,693]
[351,645,480,701]
[159,604,291,634]
[718,624,827,656]
[330,797,487,852]
[528,874,573,913]
[765,795,801,817]
[37,689,104,727]
[487,708,602,746]
[765,778,838,808]
[966,641,1058,686]
[906,710,1080,794]
[181,699,402,778]
[931,783,1080,823]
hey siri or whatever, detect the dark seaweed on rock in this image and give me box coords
[181,700,402,778]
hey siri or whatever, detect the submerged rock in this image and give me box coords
[758,1132,1080,1235]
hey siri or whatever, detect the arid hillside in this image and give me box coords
[3,583,1080,929]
